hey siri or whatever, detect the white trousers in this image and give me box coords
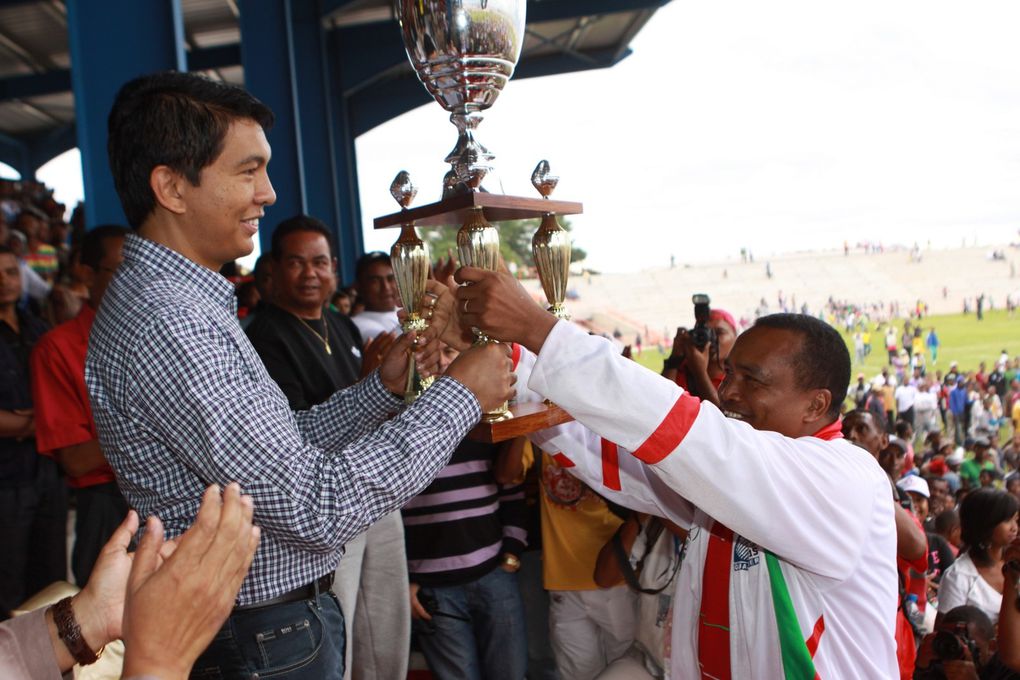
[332,511,410,680]
[596,652,659,680]
[548,586,637,680]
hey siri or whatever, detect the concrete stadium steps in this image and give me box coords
[521,245,1020,342]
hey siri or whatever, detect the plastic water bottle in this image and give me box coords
[904,594,924,633]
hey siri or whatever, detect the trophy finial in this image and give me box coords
[531,160,559,198]
[390,171,417,209]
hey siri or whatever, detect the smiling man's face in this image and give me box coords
[175,118,276,270]
[718,326,825,438]
[273,230,335,316]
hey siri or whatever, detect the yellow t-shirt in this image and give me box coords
[882,385,896,412]
[534,451,624,591]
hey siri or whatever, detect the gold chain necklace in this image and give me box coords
[297,314,332,355]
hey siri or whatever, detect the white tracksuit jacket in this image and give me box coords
[513,321,898,679]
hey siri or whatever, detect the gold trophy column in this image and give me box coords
[457,207,512,422]
[388,171,433,403]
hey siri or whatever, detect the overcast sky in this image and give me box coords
[358,0,1020,272]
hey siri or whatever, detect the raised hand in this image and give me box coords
[121,483,260,679]
[361,331,398,377]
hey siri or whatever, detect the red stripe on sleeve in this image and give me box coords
[806,615,825,658]
[600,439,621,491]
[552,453,575,468]
[510,343,521,371]
[632,393,701,464]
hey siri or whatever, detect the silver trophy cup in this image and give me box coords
[395,0,526,193]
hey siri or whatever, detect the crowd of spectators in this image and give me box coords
[6,69,1020,680]
[839,313,1020,678]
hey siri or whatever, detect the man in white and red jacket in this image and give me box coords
[446,269,899,680]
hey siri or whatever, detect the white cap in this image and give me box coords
[897,475,930,499]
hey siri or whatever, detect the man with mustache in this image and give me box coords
[440,268,898,679]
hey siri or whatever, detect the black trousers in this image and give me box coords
[0,457,67,616]
[72,481,129,586]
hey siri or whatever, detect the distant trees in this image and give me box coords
[422,217,586,270]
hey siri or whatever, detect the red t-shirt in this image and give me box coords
[30,304,115,489]
[894,511,928,679]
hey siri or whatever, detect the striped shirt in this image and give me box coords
[85,234,481,605]
[403,439,527,587]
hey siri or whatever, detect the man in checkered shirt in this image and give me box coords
[85,71,515,679]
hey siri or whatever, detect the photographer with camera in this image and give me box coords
[914,604,1019,680]
[661,295,737,406]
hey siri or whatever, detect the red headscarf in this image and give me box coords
[709,308,737,334]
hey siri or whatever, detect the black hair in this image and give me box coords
[959,488,1019,566]
[894,419,912,438]
[841,408,881,439]
[0,244,14,258]
[752,313,851,418]
[942,605,995,643]
[843,408,872,424]
[270,215,335,260]
[79,225,129,270]
[107,71,274,229]
[354,251,391,283]
[934,508,959,534]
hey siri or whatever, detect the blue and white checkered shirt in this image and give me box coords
[86,234,481,605]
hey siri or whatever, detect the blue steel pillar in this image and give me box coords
[67,0,186,228]
[239,0,342,257]
[325,29,365,285]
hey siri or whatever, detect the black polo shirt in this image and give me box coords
[245,303,364,409]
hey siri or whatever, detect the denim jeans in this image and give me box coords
[190,590,345,679]
[414,566,527,680]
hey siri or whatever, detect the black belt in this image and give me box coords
[234,573,334,613]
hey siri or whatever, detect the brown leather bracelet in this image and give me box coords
[52,596,101,666]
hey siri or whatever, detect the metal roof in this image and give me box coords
[0,0,668,167]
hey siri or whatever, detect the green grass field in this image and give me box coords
[631,309,1020,378]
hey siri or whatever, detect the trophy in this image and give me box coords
[378,0,583,441]
[395,0,526,194]
[389,171,433,403]
[457,206,511,422]
[531,161,572,320]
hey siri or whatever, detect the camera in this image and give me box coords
[931,626,980,663]
[689,294,717,353]
[914,622,983,680]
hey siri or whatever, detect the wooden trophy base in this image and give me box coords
[377,191,583,442]
[468,401,573,443]
[374,191,583,229]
